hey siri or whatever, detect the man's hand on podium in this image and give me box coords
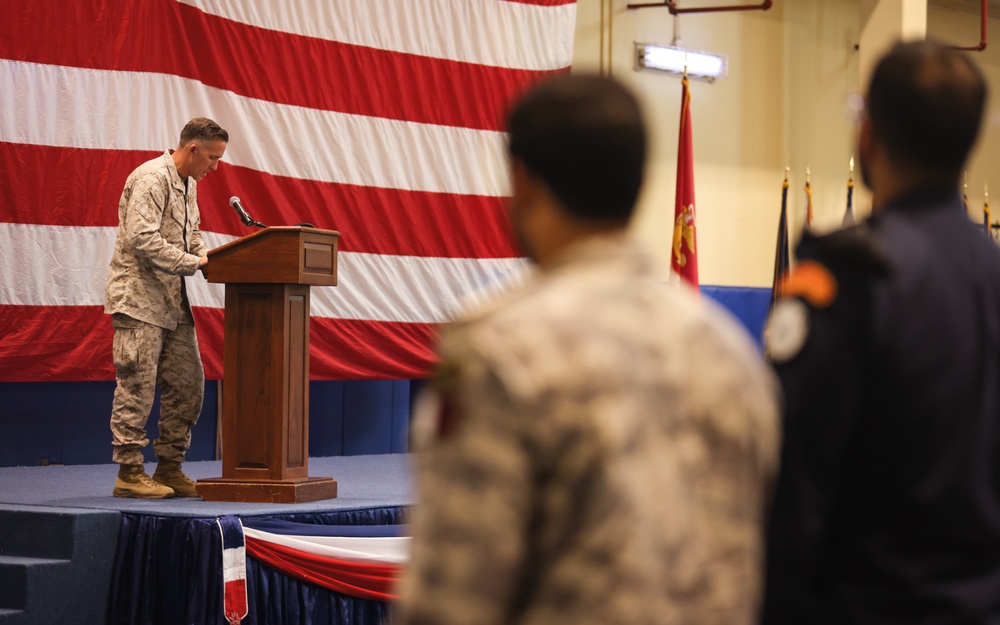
[198,255,208,269]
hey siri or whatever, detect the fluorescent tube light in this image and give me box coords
[635,43,728,82]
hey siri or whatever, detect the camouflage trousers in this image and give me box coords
[110,312,204,466]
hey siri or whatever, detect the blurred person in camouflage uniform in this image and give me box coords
[105,117,227,499]
[394,75,780,625]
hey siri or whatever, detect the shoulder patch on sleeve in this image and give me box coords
[779,260,838,308]
[765,298,810,363]
[410,385,466,448]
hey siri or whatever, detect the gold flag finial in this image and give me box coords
[804,167,814,227]
[849,157,854,182]
[986,182,993,235]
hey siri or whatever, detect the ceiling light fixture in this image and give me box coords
[635,43,728,82]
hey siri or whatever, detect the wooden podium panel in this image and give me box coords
[197,227,340,503]
[205,226,339,286]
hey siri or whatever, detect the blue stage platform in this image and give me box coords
[0,454,414,625]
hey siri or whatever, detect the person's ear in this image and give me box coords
[858,114,872,156]
[511,158,543,207]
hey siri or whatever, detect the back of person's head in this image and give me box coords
[506,74,647,223]
[866,40,986,178]
[180,117,229,146]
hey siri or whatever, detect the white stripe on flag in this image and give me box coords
[178,0,577,71]
[0,59,511,197]
[0,223,529,324]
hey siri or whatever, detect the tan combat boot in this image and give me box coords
[152,460,200,498]
[113,464,175,499]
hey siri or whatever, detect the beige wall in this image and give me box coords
[929,4,1000,217]
[574,1,999,287]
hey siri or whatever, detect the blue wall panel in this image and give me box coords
[342,380,411,455]
[0,381,220,467]
[702,285,771,349]
[0,379,411,467]
[308,381,346,457]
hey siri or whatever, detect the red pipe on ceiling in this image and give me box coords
[626,0,772,13]
[950,0,987,52]
[624,1,984,53]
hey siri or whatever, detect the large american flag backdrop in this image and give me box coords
[0,0,577,382]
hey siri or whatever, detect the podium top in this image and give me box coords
[206,226,341,286]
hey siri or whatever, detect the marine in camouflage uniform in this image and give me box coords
[105,118,227,498]
[395,75,780,625]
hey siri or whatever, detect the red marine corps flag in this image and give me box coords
[672,75,699,289]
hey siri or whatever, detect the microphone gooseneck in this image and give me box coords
[228,196,266,229]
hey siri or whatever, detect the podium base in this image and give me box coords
[195,476,338,503]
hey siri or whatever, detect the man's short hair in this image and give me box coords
[507,74,647,223]
[179,117,229,146]
[867,40,986,176]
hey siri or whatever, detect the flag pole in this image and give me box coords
[804,166,813,229]
[770,168,791,312]
[963,172,969,215]
[843,157,855,227]
[985,182,992,237]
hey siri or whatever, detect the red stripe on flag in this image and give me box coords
[504,0,578,4]
[0,142,519,259]
[194,308,441,381]
[0,305,115,382]
[0,306,438,382]
[0,0,561,132]
[205,166,517,259]
[244,535,402,602]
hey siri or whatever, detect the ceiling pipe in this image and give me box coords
[950,0,987,52]
[624,0,981,50]
[626,0,772,14]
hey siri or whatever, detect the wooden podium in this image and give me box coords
[196,226,341,503]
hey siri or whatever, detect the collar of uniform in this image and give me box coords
[446,234,652,328]
[541,231,649,275]
[878,186,963,217]
[163,149,190,196]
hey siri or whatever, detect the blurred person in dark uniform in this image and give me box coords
[763,40,1000,625]
[395,75,780,625]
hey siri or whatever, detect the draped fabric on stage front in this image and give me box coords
[241,521,408,602]
[109,507,407,625]
[0,0,577,382]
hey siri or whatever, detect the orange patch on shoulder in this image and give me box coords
[779,260,838,308]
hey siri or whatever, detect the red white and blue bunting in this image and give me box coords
[220,515,409,620]
[217,516,249,625]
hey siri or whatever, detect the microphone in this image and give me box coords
[229,196,266,229]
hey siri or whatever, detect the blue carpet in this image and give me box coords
[0,454,414,517]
